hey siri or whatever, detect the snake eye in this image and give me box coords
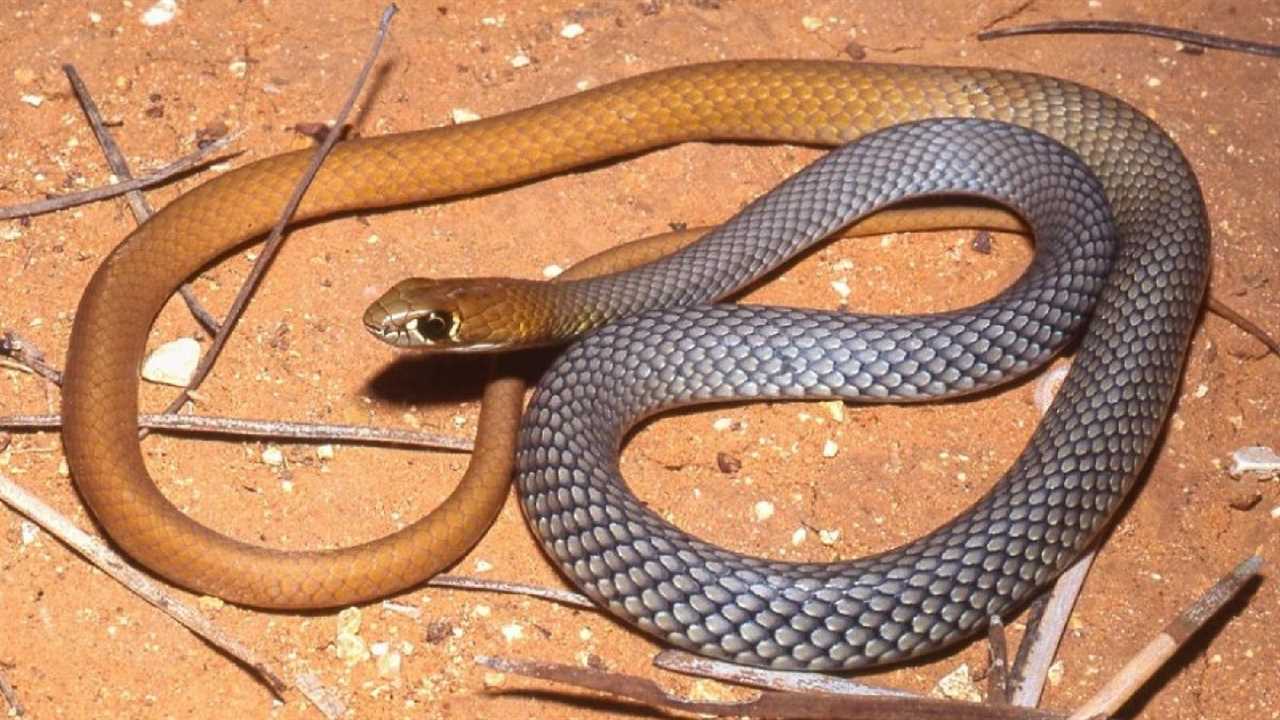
[413,310,456,343]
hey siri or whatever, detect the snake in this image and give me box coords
[61,61,1208,626]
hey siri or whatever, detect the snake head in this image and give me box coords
[363,277,549,352]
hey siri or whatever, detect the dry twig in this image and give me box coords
[0,668,23,717]
[1068,555,1263,720]
[0,472,289,698]
[62,64,222,334]
[978,20,1280,57]
[0,131,242,221]
[161,4,399,417]
[0,412,472,451]
[1011,550,1096,707]
[477,654,1066,719]
[653,649,919,699]
[426,574,595,609]
[0,331,63,386]
[987,615,1011,704]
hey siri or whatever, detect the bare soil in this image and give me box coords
[1,1,1276,718]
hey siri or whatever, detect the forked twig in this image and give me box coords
[160,4,399,418]
[0,132,242,221]
[62,64,221,334]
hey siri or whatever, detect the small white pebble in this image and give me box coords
[818,529,841,545]
[450,107,481,124]
[452,414,468,428]
[473,559,493,573]
[830,279,851,298]
[1271,506,1280,520]
[542,264,563,278]
[501,623,524,642]
[578,627,593,641]
[316,444,335,461]
[140,337,201,387]
[822,439,839,458]
[483,671,505,687]
[560,23,585,39]
[261,446,284,467]
[510,53,531,68]
[140,0,177,26]
[198,595,225,610]
[790,527,807,545]
[752,500,775,522]
[473,604,491,618]
[20,521,38,545]
[1146,76,1162,88]
[376,650,402,678]
[58,459,69,477]
[575,79,592,91]
[20,94,45,107]
[1228,446,1280,481]
[801,16,824,31]
[370,641,389,657]
[1047,660,1065,687]
[337,606,362,635]
[480,15,504,27]
[831,258,854,271]
[228,59,248,78]
[88,11,103,23]
[712,417,735,432]
[933,663,982,702]
[280,479,293,493]
[334,632,369,665]
[2,225,23,241]
[1194,383,1209,399]
[821,400,845,423]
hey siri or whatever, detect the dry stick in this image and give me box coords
[0,132,243,221]
[62,65,221,335]
[977,20,1280,57]
[0,668,23,717]
[987,615,1011,704]
[0,413,472,451]
[426,574,595,609]
[1208,296,1280,358]
[159,4,399,419]
[1068,554,1263,720]
[1011,550,1097,707]
[653,650,920,699]
[477,655,1066,720]
[293,673,348,720]
[0,472,289,699]
[0,331,63,386]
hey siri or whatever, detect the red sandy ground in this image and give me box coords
[1,1,1276,718]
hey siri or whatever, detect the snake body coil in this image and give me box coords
[62,62,1206,619]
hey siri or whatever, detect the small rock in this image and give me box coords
[830,279,851,299]
[501,623,524,642]
[474,559,493,573]
[140,0,178,26]
[316,444,335,461]
[198,595,225,610]
[933,663,983,702]
[450,108,481,124]
[483,671,505,687]
[261,445,284,466]
[971,230,993,254]
[376,650,402,678]
[20,521,38,545]
[1271,506,1280,520]
[801,16,824,31]
[716,451,742,474]
[818,528,841,545]
[578,627,593,641]
[140,337,201,387]
[510,53,531,68]
[790,527,807,545]
[1229,491,1263,511]
[1229,446,1280,481]
[560,23,585,39]
[20,94,44,107]
[752,500,775,522]
[821,400,845,423]
[1047,659,1065,687]
[542,264,563,278]
[822,439,839,458]
[337,606,363,636]
[843,40,867,61]
[334,632,369,666]
[228,59,248,78]
[712,417,736,432]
